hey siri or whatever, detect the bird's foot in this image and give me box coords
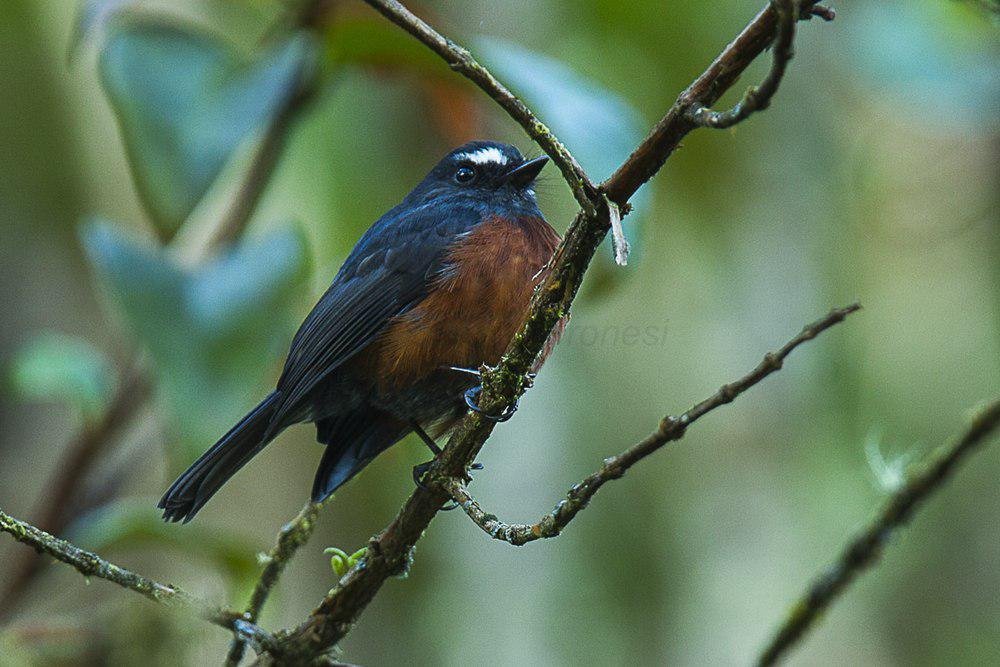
[464,385,518,422]
[447,365,534,421]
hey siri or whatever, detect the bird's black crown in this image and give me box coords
[406,140,548,207]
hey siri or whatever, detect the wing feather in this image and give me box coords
[266,200,480,430]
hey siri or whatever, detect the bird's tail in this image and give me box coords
[159,392,281,523]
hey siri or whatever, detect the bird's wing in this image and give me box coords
[267,201,479,430]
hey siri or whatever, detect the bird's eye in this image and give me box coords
[454,166,476,184]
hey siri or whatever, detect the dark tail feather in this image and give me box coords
[311,409,409,503]
[159,392,282,523]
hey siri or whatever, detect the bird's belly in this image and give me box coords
[354,215,560,425]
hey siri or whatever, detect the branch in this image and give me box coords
[757,398,1000,666]
[445,304,861,545]
[225,500,327,667]
[0,507,277,655]
[685,0,798,129]
[684,1,836,129]
[602,0,829,205]
[266,2,832,662]
[362,0,600,216]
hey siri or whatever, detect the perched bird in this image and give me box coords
[159,141,561,523]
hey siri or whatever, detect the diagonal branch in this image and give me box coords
[757,398,1000,666]
[445,304,861,545]
[265,2,833,663]
[0,507,277,655]
[224,500,328,667]
[361,0,600,216]
[0,363,150,623]
[603,0,827,204]
[685,0,799,129]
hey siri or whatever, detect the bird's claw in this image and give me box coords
[412,461,458,510]
[464,385,518,422]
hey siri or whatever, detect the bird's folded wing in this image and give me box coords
[266,202,479,431]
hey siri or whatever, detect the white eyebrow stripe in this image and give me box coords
[458,147,508,165]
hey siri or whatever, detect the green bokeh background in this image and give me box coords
[1,1,998,665]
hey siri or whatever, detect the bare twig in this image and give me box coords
[267,3,833,662]
[685,1,835,130]
[361,0,600,216]
[686,0,799,129]
[225,500,327,667]
[757,398,1000,666]
[445,304,861,545]
[0,507,277,654]
[603,0,831,205]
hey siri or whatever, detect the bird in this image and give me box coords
[159,140,561,523]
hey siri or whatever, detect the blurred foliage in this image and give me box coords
[81,220,310,463]
[70,498,260,595]
[5,332,114,421]
[99,20,315,232]
[0,0,998,665]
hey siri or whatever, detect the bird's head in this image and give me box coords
[406,140,548,210]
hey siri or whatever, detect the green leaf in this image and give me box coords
[81,219,311,463]
[99,20,315,232]
[6,332,114,420]
[325,546,366,578]
[71,498,259,590]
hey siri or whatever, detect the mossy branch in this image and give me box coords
[0,507,277,655]
[225,500,328,666]
[267,1,833,662]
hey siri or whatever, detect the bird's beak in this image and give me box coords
[502,155,548,188]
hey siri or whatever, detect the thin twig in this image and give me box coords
[225,500,327,666]
[268,3,833,662]
[0,507,277,655]
[686,0,799,129]
[445,304,861,545]
[686,1,836,129]
[602,0,831,205]
[757,398,1000,666]
[361,0,600,216]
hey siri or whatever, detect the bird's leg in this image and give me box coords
[409,420,481,511]
[411,420,442,456]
